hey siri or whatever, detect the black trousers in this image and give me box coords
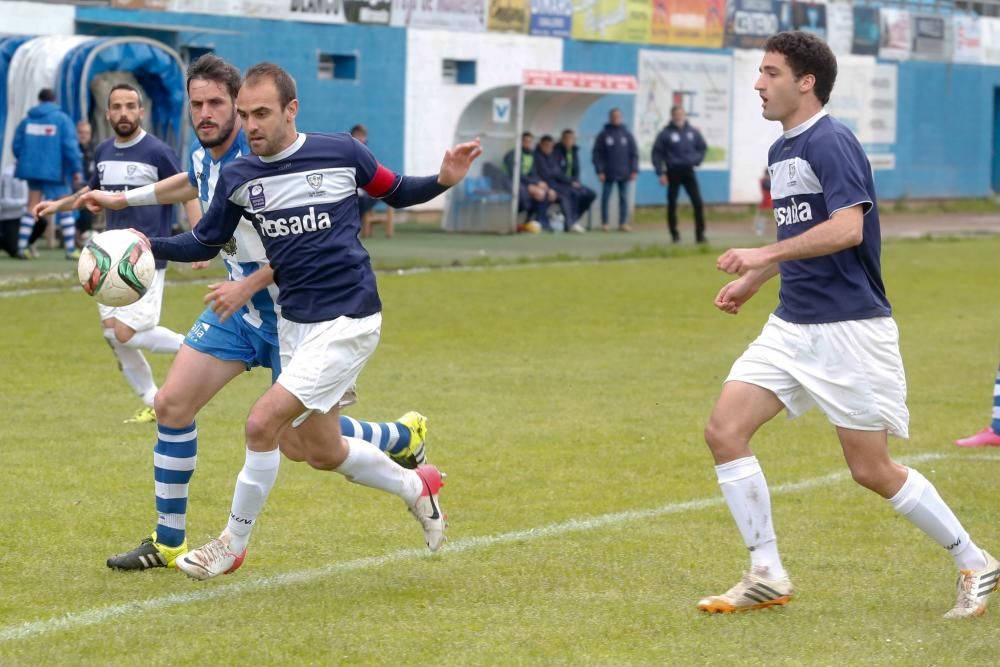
[666,166,705,241]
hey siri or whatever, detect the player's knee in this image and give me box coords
[848,464,889,494]
[245,411,280,449]
[703,419,748,455]
[153,388,195,428]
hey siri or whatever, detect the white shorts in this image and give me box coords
[726,314,910,438]
[276,312,381,414]
[97,268,166,332]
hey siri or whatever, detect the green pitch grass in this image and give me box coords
[0,237,997,665]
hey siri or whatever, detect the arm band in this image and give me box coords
[150,230,219,262]
[381,175,449,208]
[125,184,159,207]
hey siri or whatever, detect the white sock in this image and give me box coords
[716,456,786,578]
[888,467,986,571]
[124,326,184,353]
[226,448,280,554]
[104,328,157,406]
[335,437,422,504]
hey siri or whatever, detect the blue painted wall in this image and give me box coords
[75,7,408,171]
[562,40,730,209]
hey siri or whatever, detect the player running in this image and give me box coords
[700,31,997,619]
[80,55,429,571]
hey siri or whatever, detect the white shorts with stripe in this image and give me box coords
[97,268,166,332]
[726,314,910,438]
[276,313,381,414]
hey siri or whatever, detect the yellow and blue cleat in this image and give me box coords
[390,411,428,469]
[124,406,157,424]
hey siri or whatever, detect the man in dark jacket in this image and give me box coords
[592,108,638,231]
[12,88,82,259]
[534,134,581,233]
[504,132,557,231]
[652,106,708,243]
[553,129,596,229]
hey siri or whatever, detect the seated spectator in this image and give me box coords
[351,123,394,239]
[553,129,596,229]
[503,131,557,232]
[534,134,581,233]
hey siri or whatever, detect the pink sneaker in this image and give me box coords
[955,427,1000,448]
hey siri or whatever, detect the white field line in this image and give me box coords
[2,451,996,643]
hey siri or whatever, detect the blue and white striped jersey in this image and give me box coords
[193,132,389,324]
[90,130,180,269]
[187,129,278,334]
[767,111,891,324]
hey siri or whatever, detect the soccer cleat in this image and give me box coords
[124,406,157,424]
[619,224,632,232]
[13,249,32,260]
[697,567,793,613]
[944,550,1000,619]
[107,533,187,570]
[407,464,446,552]
[175,534,247,581]
[65,248,81,261]
[570,223,586,234]
[391,411,428,469]
[954,427,1000,448]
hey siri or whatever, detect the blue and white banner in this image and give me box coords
[725,0,780,49]
[529,0,572,38]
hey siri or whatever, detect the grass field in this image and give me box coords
[0,234,998,665]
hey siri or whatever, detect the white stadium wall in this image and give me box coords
[404,29,563,209]
[0,1,76,35]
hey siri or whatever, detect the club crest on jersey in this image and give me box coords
[787,162,797,186]
[306,173,324,195]
[127,164,137,176]
[249,183,266,210]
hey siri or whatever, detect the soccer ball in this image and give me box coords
[77,229,155,307]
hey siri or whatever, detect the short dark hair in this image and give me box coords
[763,31,837,106]
[243,62,297,109]
[187,54,241,100]
[521,131,533,139]
[38,88,55,103]
[350,124,367,136]
[561,129,574,137]
[108,83,143,107]
[539,134,554,144]
[670,105,683,114]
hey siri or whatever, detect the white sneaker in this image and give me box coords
[697,567,793,613]
[944,549,1000,618]
[408,465,446,552]
[570,223,586,234]
[175,534,247,581]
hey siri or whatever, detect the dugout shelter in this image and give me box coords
[444,70,637,234]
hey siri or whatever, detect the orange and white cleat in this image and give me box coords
[944,550,1000,619]
[697,567,793,613]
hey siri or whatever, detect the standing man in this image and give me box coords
[75,119,97,247]
[700,31,997,619]
[82,55,430,570]
[592,108,638,232]
[143,63,480,580]
[34,84,193,424]
[652,106,707,244]
[553,129,596,228]
[12,88,81,259]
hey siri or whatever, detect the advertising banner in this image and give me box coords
[529,0,572,37]
[168,1,347,23]
[824,0,853,57]
[571,0,651,44]
[825,56,896,169]
[725,0,780,49]
[982,17,1000,65]
[911,14,947,60]
[851,6,879,56]
[879,8,910,60]
[636,49,731,170]
[391,0,486,31]
[650,0,725,48]
[789,1,826,39]
[953,15,982,64]
[488,0,530,32]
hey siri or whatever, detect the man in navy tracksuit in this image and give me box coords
[592,108,638,231]
[652,106,707,243]
[12,88,82,259]
[533,134,581,232]
[552,129,596,229]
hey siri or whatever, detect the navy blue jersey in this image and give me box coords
[767,112,891,324]
[90,130,180,269]
[191,132,390,323]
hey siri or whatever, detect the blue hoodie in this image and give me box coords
[12,102,82,183]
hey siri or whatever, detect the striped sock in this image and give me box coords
[58,212,76,253]
[154,423,198,548]
[992,365,1000,434]
[339,416,410,456]
[17,214,33,253]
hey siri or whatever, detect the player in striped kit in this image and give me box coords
[143,62,480,580]
[82,56,430,571]
[35,84,193,425]
[954,362,1000,447]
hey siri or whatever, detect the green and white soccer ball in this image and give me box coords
[77,229,155,307]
